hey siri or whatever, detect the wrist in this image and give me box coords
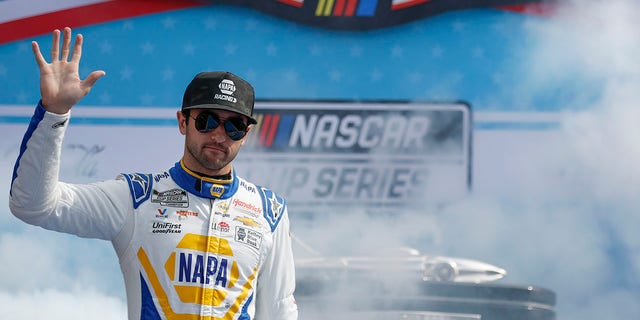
[40,99,71,115]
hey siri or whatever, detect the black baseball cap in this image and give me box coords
[182,71,257,124]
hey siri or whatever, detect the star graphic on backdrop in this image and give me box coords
[245,18,259,31]
[350,45,363,57]
[80,66,90,78]
[370,69,382,82]
[244,69,257,81]
[16,91,28,103]
[408,71,423,83]
[121,21,134,30]
[184,43,196,55]
[450,71,464,83]
[472,47,485,59]
[492,72,504,85]
[140,93,155,105]
[329,69,342,82]
[452,19,466,32]
[141,42,155,55]
[120,66,133,80]
[411,23,426,34]
[162,68,175,81]
[17,42,29,53]
[492,15,509,34]
[99,92,111,104]
[100,40,113,54]
[391,45,403,58]
[309,44,322,56]
[284,69,298,82]
[224,43,238,55]
[431,45,444,58]
[203,16,217,30]
[162,17,176,29]
[266,43,278,56]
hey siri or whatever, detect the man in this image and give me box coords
[9,27,298,320]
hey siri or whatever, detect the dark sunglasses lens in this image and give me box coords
[194,113,219,132]
[224,118,247,141]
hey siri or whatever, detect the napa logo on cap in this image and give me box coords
[219,79,236,95]
[214,79,238,103]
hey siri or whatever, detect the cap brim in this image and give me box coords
[183,104,258,124]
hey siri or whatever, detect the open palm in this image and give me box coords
[32,27,105,114]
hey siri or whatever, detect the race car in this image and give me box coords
[292,234,555,320]
[292,233,507,288]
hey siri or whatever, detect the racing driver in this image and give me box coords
[9,27,298,319]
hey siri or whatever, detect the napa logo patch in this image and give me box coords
[210,184,225,198]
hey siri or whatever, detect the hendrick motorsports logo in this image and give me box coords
[235,101,472,211]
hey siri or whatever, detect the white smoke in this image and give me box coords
[0,132,127,319]
[442,1,640,318]
[0,289,127,320]
[295,1,640,319]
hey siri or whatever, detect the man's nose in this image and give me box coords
[209,125,228,142]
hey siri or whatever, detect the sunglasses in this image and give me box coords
[190,111,248,141]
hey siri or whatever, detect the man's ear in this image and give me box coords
[177,111,187,135]
[239,125,253,146]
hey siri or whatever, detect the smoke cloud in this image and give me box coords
[295,1,640,319]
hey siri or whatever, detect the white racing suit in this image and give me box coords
[9,103,298,320]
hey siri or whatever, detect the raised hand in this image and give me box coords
[32,27,105,114]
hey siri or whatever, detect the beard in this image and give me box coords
[185,139,234,173]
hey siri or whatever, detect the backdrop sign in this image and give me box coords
[1,101,471,215]
[236,101,472,212]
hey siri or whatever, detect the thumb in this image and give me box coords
[82,70,106,91]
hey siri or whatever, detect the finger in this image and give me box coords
[82,70,106,90]
[50,29,60,62]
[31,41,47,68]
[71,33,83,63]
[61,27,72,61]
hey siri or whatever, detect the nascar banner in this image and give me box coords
[1,100,471,214]
[236,101,472,212]
[0,0,554,44]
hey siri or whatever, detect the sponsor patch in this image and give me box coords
[154,171,170,183]
[152,188,188,207]
[52,119,67,128]
[213,221,230,233]
[152,221,182,234]
[156,208,169,218]
[210,184,225,198]
[232,198,262,216]
[176,210,198,220]
[239,180,257,193]
[234,216,261,228]
[215,201,230,217]
[235,226,263,250]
